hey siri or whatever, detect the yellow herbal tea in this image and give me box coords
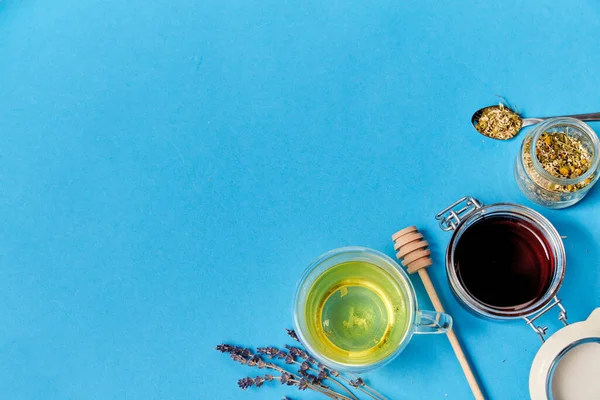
[303,261,410,366]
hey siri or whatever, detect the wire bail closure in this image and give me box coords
[435,196,483,232]
[524,296,568,342]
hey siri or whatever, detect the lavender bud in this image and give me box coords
[285,345,308,360]
[280,372,292,385]
[232,346,244,355]
[238,377,255,390]
[230,354,247,365]
[241,348,252,358]
[286,329,299,341]
[254,376,265,388]
[215,344,232,353]
[298,379,309,391]
[257,346,280,358]
[317,369,328,380]
[299,370,318,384]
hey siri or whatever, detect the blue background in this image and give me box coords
[1,0,599,399]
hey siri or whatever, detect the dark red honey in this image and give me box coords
[454,216,555,310]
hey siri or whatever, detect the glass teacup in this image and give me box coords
[293,247,452,372]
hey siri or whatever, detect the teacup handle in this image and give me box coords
[414,310,453,334]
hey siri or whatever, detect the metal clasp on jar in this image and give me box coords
[435,196,483,231]
[524,296,568,342]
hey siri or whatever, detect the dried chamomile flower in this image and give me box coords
[476,103,523,140]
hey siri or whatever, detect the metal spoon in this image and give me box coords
[471,107,600,139]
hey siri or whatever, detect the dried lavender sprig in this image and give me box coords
[284,342,367,400]
[349,375,388,400]
[284,330,386,400]
[216,339,386,400]
[296,361,358,400]
[284,374,353,400]
[238,373,345,399]
[347,378,381,400]
[276,355,353,399]
[283,344,358,400]
[354,386,381,400]
[216,344,353,400]
[303,352,383,400]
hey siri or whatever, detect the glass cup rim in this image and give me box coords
[292,246,417,372]
[446,203,566,319]
[527,117,600,185]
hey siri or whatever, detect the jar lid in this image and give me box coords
[529,308,600,400]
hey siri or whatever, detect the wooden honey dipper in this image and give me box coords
[392,226,485,400]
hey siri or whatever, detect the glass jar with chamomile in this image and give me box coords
[514,117,600,209]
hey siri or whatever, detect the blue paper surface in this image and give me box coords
[1,0,599,399]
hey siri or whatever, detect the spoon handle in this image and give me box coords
[523,112,600,127]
